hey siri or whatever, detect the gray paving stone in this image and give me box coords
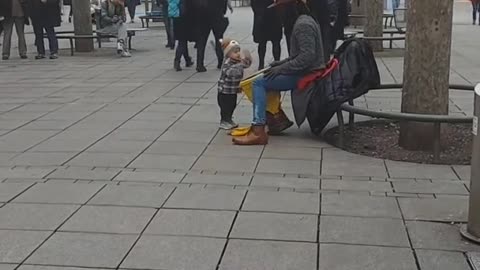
[416,250,471,270]
[0,204,78,230]
[393,181,468,195]
[144,141,206,156]
[0,264,16,270]
[203,144,264,158]
[322,149,388,177]
[157,130,216,144]
[322,194,402,218]
[7,152,76,166]
[242,190,320,214]
[164,188,246,210]
[182,173,252,185]
[318,244,417,270]
[13,183,104,204]
[67,152,139,168]
[320,216,410,247]
[219,239,317,270]
[386,161,459,179]
[0,230,50,263]
[26,232,137,268]
[129,154,197,170]
[407,221,480,252]
[114,170,185,183]
[193,156,258,173]
[0,168,54,179]
[0,183,33,202]
[88,185,174,208]
[322,180,393,192]
[17,266,108,270]
[262,146,323,161]
[251,175,320,189]
[121,235,225,270]
[48,167,120,180]
[86,140,150,153]
[231,212,317,242]
[60,205,156,234]
[398,197,468,222]
[453,165,470,180]
[256,158,321,175]
[145,209,235,237]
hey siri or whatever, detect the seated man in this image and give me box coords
[98,0,131,57]
[233,0,327,145]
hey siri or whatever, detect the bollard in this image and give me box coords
[460,83,480,243]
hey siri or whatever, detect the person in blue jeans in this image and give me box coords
[233,0,327,145]
[472,0,480,25]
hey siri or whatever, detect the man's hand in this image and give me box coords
[270,60,284,67]
[264,65,283,80]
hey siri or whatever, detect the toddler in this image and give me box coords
[217,38,252,130]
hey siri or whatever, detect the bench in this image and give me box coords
[46,28,147,56]
[360,35,405,49]
[139,14,164,28]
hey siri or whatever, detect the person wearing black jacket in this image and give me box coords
[29,0,61,59]
[1,0,29,60]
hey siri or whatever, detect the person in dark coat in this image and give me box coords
[277,2,296,53]
[29,0,61,59]
[308,0,333,57]
[191,0,229,72]
[1,0,29,60]
[126,0,140,23]
[161,0,175,49]
[251,0,282,70]
[169,0,194,71]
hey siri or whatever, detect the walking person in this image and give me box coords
[126,0,140,23]
[29,0,61,59]
[161,0,175,49]
[98,0,131,57]
[1,0,29,60]
[251,0,283,70]
[169,0,194,71]
[472,0,480,25]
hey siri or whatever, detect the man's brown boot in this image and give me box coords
[232,125,268,145]
[266,109,294,135]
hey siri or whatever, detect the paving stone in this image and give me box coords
[416,250,471,270]
[320,216,410,247]
[18,266,108,270]
[407,221,480,252]
[13,183,104,204]
[114,170,185,183]
[26,232,137,268]
[89,185,174,208]
[219,239,317,270]
[60,205,156,234]
[318,244,417,270]
[193,156,258,173]
[231,212,317,242]
[0,168,54,179]
[157,130,216,144]
[386,161,459,179]
[322,194,402,218]
[242,190,320,214]
[182,173,252,185]
[144,141,206,156]
[0,204,78,230]
[256,158,321,175]
[0,264,16,270]
[48,167,120,180]
[121,235,225,270]
[322,149,388,177]
[398,197,468,222]
[262,146,323,160]
[203,144,264,158]
[251,175,320,189]
[322,180,393,192]
[0,230,50,263]
[453,165,470,180]
[86,140,150,153]
[129,154,197,170]
[145,209,235,237]
[164,188,246,210]
[393,181,468,195]
[67,152,139,168]
[7,152,76,166]
[0,183,33,202]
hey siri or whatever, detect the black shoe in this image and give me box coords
[2,55,8,60]
[196,65,207,72]
[217,61,222,69]
[174,60,182,71]
[35,54,45,60]
[68,16,72,23]
[20,55,27,59]
[185,57,194,67]
[49,54,58,59]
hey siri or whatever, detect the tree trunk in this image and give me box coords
[350,0,366,27]
[364,0,384,51]
[399,0,453,150]
[72,0,94,52]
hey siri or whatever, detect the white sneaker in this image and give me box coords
[117,42,123,54]
[219,121,237,130]
[121,51,131,57]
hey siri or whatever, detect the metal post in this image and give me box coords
[461,83,480,243]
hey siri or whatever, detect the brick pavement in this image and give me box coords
[0,3,479,270]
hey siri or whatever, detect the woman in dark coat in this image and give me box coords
[169,0,194,71]
[29,0,61,59]
[126,0,140,23]
[251,0,283,70]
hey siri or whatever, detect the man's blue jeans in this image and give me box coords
[252,74,300,125]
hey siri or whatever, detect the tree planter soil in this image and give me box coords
[324,121,472,165]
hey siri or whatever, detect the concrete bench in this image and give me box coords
[139,15,164,28]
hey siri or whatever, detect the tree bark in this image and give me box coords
[399,0,453,150]
[72,0,94,52]
[364,0,384,51]
[350,0,366,27]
